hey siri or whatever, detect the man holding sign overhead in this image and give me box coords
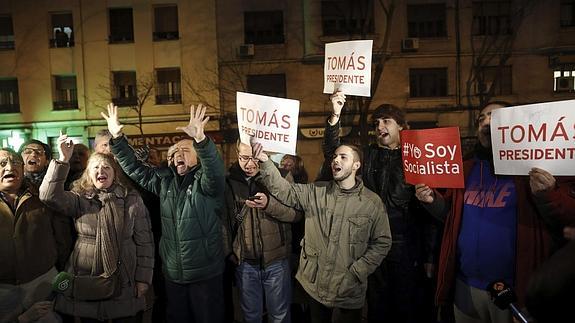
[322,92,440,323]
[415,101,572,323]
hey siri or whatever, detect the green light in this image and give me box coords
[7,132,24,150]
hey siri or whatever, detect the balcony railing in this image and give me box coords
[0,103,19,113]
[153,31,179,41]
[113,96,138,107]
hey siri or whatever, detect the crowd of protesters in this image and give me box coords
[1,94,574,323]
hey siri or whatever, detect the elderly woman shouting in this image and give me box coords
[39,133,154,323]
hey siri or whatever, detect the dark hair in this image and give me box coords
[370,104,407,129]
[281,155,309,184]
[476,100,512,126]
[18,139,52,160]
[340,144,363,164]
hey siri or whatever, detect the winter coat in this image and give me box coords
[40,160,154,320]
[258,160,392,309]
[322,119,439,265]
[224,163,301,267]
[0,185,72,284]
[111,135,226,284]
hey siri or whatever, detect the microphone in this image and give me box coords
[487,281,530,323]
[51,272,73,295]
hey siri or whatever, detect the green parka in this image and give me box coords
[258,160,392,309]
[111,135,226,284]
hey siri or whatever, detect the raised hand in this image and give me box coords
[176,104,209,142]
[529,167,557,194]
[251,141,268,163]
[330,90,346,115]
[100,103,124,138]
[415,183,435,204]
[57,132,74,163]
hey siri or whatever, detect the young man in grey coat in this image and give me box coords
[250,142,392,323]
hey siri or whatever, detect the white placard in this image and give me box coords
[236,92,300,155]
[491,99,575,175]
[323,40,373,97]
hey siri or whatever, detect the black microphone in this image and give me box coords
[487,281,530,323]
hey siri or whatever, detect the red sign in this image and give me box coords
[401,127,464,188]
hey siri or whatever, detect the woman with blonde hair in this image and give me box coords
[40,134,154,323]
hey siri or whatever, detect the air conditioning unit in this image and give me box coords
[555,76,575,92]
[237,44,255,58]
[401,38,419,52]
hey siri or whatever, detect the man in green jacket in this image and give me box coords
[102,103,226,323]
[251,142,392,323]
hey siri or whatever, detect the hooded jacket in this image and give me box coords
[258,159,391,309]
[424,144,559,307]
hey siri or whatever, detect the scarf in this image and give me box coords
[91,188,125,278]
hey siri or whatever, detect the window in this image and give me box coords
[409,68,448,97]
[561,0,575,27]
[0,15,15,50]
[154,5,179,41]
[472,1,511,36]
[244,11,284,45]
[109,8,134,43]
[112,71,137,106]
[53,75,78,110]
[50,12,74,48]
[477,66,512,95]
[247,74,286,98]
[155,68,181,104]
[0,78,19,113]
[407,4,446,38]
[554,68,575,92]
[321,0,374,36]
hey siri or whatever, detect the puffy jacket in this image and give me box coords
[0,185,72,284]
[111,135,226,284]
[258,160,392,309]
[224,163,301,267]
[40,160,154,320]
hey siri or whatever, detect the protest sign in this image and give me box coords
[236,92,300,155]
[401,127,464,188]
[323,40,372,97]
[491,99,575,175]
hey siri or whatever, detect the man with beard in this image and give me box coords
[103,103,226,323]
[415,101,568,323]
[223,141,301,323]
[19,139,51,187]
[322,91,439,323]
[251,142,391,323]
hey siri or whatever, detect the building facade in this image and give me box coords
[1,0,574,175]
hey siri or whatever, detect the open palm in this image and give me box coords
[100,103,124,138]
[177,104,209,142]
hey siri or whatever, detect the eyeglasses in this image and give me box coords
[0,158,24,168]
[22,148,45,156]
[238,154,258,163]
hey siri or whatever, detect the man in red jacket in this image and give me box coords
[415,101,572,323]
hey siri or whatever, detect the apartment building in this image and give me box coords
[1,0,574,175]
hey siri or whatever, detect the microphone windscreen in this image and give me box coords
[51,272,73,293]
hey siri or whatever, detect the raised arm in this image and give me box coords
[245,191,304,223]
[530,167,575,229]
[318,91,346,181]
[103,103,163,195]
[177,104,225,196]
[39,134,82,217]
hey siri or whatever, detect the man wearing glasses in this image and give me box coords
[223,140,302,323]
[19,140,52,187]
